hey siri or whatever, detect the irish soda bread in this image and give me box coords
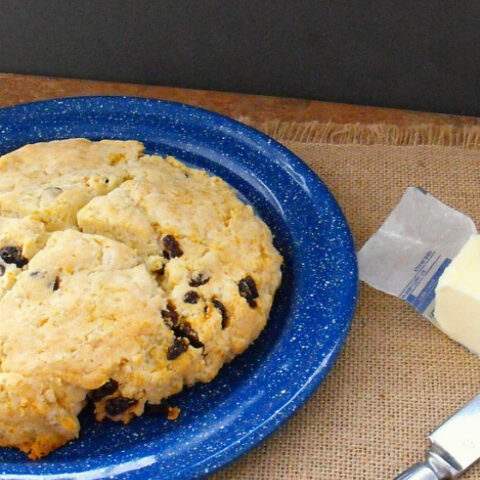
[0,139,282,459]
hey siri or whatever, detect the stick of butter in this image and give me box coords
[358,187,477,321]
[435,235,480,355]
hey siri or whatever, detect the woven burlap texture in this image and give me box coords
[211,130,480,480]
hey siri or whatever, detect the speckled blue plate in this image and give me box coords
[0,96,357,480]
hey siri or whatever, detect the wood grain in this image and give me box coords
[1,73,479,126]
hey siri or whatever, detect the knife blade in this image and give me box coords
[394,393,480,479]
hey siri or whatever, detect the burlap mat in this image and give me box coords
[211,123,480,480]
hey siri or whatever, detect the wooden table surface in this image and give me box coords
[1,72,479,127]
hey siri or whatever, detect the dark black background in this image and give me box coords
[2,0,480,115]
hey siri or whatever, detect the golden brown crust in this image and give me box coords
[0,139,282,458]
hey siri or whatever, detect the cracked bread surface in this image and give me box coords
[0,139,282,459]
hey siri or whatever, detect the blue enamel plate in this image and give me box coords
[0,97,357,480]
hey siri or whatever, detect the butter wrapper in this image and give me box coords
[358,187,477,321]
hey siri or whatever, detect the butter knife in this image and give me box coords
[395,393,480,479]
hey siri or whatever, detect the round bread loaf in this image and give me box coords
[0,139,282,459]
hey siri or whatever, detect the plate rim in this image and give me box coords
[0,96,358,480]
